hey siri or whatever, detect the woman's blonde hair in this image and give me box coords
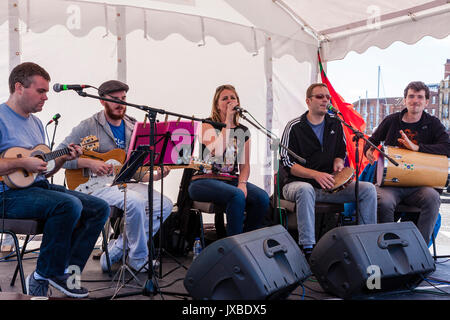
[211,84,240,126]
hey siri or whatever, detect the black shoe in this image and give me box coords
[48,273,89,299]
[301,246,314,263]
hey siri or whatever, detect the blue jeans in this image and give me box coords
[0,180,109,278]
[283,181,377,247]
[92,183,173,261]
[188,179,269,236]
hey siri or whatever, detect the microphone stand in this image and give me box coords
[329,110,398,224]
[73,89,225,298]
[47,119,59,184]
[236,110,306,166]
[234,108,306,223]
[49,119,59,151]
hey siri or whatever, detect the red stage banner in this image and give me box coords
[318,52,374,171]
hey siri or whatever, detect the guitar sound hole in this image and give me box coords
[15,154,30,177]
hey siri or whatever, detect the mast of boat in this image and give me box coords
[376,65,380,128]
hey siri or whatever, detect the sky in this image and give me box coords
[327,34,450,104]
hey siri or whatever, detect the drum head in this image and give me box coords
[333,167,354,186]
[327,167,355,192]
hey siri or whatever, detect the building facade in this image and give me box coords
[352,58,448,135]
[439,59,450,131]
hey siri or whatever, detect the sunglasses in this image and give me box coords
[309,94,331,100]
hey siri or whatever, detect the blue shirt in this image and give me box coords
[108,120,126,150]
[307,119,325,146]
[0,103,46,192]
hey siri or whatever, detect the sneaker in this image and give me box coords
[48,274,89,299]
[26,272,49,297]
[100,241,124,272]
[127,257,160,273]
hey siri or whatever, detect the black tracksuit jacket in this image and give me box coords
[280,112,346,189]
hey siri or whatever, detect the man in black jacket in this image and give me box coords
[365,81,450,245]
[281,83,377,260]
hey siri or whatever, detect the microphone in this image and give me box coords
[233,106,246,113]
[46,113,61,125]
[53,83,91,92]
[327,104,342,116]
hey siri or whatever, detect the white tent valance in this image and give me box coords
[3,0,448,63]
[0,0,318,64]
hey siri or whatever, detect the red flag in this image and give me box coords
[318,52,372,171]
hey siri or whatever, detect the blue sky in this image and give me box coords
[327,35,450,104]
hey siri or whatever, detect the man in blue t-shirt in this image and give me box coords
[58,80,173,274]
[0,62,109,298]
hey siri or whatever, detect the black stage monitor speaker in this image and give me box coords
[310,221,436,299]
[184,225,311,300]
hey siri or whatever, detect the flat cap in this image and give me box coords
[98,80,129,96]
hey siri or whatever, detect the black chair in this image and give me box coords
[100,206,125,275]
[272,170,346,243]
[394,202,448,261]
[0,218,45,294]
[104,206,125,242]
[190,201,227,248]
[272,197,345,243]
[1,212,114,294]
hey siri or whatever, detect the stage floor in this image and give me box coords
[1,193,450,302]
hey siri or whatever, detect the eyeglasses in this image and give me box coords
[309,94,331,100]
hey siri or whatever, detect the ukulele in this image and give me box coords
[1,135,99,189]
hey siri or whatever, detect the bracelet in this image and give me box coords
[238,181,247,184]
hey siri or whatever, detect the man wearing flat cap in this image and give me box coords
[58,80,173,273]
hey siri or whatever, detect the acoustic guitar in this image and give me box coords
[1,135,99,189]
[65,147,211,194]
[65,148,127,191]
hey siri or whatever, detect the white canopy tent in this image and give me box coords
[1,0,449,200]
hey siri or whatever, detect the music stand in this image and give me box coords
[127,121,197,279]
[108,146,150,299]
[71,87,224,298]
[127,120,198,167]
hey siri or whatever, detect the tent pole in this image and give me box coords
[116,5,127,83]
[317,45,325,83]
[8,0,21,72]
[264,35,274,194]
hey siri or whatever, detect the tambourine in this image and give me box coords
[325,167,355,193]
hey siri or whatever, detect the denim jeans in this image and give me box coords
[188,179,270,236]
[283,181,377,247]
[376,186,440,244]
[92,183,173,261]
[0,180,109,278]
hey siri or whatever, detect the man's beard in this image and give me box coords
[104,102,126,120]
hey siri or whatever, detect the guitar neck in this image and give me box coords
[112,164,206,175]
[170,164,197,169]
[42,147,70,162]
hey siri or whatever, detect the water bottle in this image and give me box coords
[193,237,202,260]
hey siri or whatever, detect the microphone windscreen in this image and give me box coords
[53,83,62,92]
